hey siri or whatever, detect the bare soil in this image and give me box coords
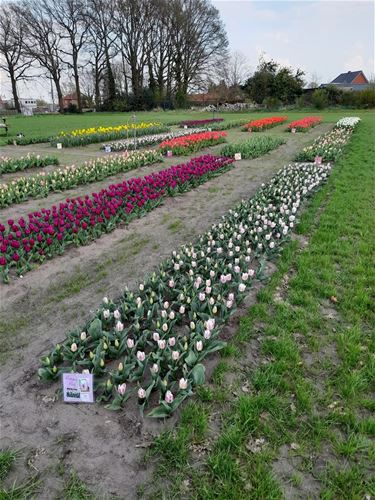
[0,124,332,499]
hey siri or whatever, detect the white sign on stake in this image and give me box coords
[63,372,94,403]
[56,143,63,149]
[184,125,188,129]
[315,155,322,165]
[167,150,173,157]
[291,128,296,134]
[104,145,112,153]
[234,153,242,161]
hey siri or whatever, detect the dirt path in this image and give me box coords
[0,124,332,499]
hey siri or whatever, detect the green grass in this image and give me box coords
[0,449,19,481]
[62,471,94,500]
[1,109,372,146]
[0,475,41,500]
[144,114,375,498]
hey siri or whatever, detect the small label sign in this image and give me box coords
[104,145,112,153]
[291,128,296,134]
[184,125,188,129]
[63,373,94,403]
[234,153,242,161]
[314,155,322,165]
[56,143,63,149]
[167,150,173,157]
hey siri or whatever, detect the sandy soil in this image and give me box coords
[0,124,332,499]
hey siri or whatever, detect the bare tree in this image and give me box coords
[86,0,118,108]
[42,0,89,112]
[221,51,251,87]
[168,0,229,107]
[15,0,66,112]
[0,2,34,112]
[308,71,321,88]
[113,0,156,106]
[146,0,174,106]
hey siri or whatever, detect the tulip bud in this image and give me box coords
[100,359,105,367]
[158,339,166,350]
[196,341,203,352]
[114,339,120,348]
[70,343,78,353]
[80,331,87,341]
[165,390,174,403]
[89,351,94,360]
[172,350,180,361]
[103,342,108,350]
[179,378,188,390]
[118,362,124,372]
[151,363,159,374]
[137,351,146,362]
[127,338,134,348]
[52,366,57,373]
[138,388,146,399]
[117,383,126,395]
[106,379,113,390]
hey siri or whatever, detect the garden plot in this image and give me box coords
[0,123,333,497]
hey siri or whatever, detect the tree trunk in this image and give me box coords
[9,67,21,113]
[73,53,82,112]
[51,73,64,113]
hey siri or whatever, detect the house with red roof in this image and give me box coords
[322,70,370,91]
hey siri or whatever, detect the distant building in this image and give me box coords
[321,70,370,91]
[62,92,90,109]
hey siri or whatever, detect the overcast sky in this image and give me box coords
[214,0,374,84]
[0,0,374,100]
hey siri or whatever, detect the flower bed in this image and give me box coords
[102,128,206,152]
[336,117,361,128]
[287,116,322,132]
[159,131,227,155]
[51,123,169,148]
[6,135,52,146]
[244,116,288,132]
[180,118,224,128]
[0,154,59,174]
[0,155,235,282]
[0,151,162,208]
[220,135,285,159]
[38,160,334,417]
[209,119,250,131]
[295,117,361,162]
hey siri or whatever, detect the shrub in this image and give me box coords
[312,89,329,109]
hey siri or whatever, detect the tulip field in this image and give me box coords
[0,110,373,498]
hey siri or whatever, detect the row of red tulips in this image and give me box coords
[244,116,288,131]
[159,131,227,155]
[0,155,235,282]
[288,116,322,131]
